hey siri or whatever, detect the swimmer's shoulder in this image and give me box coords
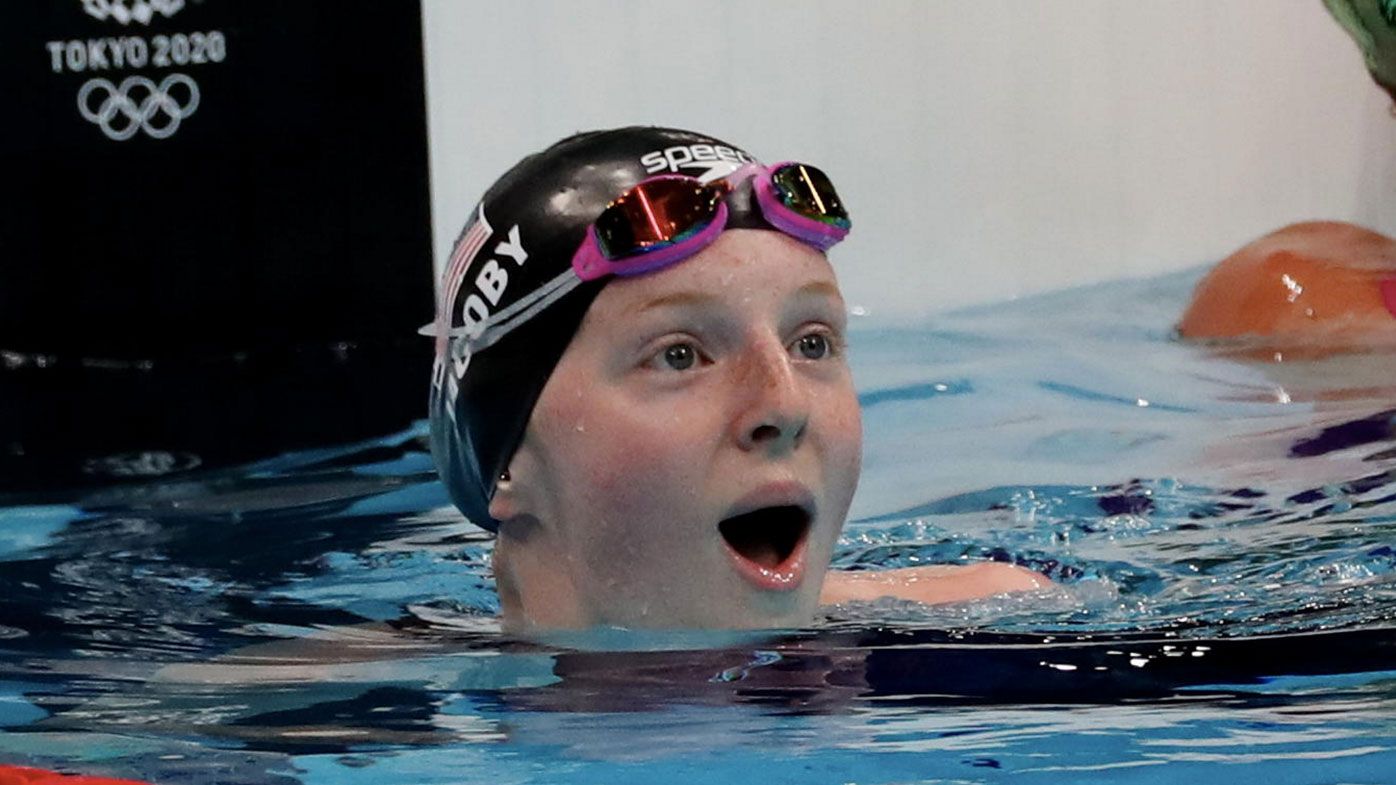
[820,562,1048,607]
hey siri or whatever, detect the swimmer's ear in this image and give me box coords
[488,466,522,521]
[490,441,544,523]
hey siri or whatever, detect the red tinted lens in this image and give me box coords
[593,179,725,260]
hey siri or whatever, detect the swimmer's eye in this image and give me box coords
[796,334,829,360]
[643,340,706,372]
[792,330,842,361]
[664,343,697,370]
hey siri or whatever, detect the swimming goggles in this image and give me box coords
[1384,278,1396,319]
[571,162,850,281]
[453,162,850,355]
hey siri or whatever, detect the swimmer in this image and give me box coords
[430,126,1045,632]
[1177,221,1396,355]
[1178,222,1396,485]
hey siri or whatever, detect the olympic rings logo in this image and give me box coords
[81,0,184,26]
[76,73,200,141]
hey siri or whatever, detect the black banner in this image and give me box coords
[0,0,434,488]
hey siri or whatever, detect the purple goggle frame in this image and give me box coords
[571,161,851,282]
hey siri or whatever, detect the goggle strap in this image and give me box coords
[452,267,584,353]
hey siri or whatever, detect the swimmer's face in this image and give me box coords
[489,229,862,630]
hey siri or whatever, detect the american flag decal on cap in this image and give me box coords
[440,204,494,329]
[432,204,494,389]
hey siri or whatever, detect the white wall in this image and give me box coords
[422,0,1396,319]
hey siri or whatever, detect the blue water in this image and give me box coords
[2,268,1395,784]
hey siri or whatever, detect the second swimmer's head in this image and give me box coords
[1177,221,1396,359]
[429,126,862,631]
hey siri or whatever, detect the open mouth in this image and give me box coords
[718,505,811,571]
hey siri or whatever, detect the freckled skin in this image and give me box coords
[1177,221,1396,349]
[490,230,862,630]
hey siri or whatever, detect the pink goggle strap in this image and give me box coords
[1382,278,1396,319]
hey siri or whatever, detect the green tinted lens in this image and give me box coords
[771,164,849,226]
[593,179,723,260]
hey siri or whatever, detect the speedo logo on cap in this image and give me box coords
[641,143,755,180]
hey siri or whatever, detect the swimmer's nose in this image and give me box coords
[732,343,810,455]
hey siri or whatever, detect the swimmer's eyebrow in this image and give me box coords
[634,290,721,314]
[795,280,844,303]
[634,281,845,314]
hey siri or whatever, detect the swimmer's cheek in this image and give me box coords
[820,563,1049,607]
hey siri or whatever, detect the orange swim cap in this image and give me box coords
[1177,221,1396,350]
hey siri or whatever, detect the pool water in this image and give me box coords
[2,268,1395,784]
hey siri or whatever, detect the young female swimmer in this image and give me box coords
[430,127,1046,632]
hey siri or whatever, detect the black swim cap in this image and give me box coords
[429,126,762,531]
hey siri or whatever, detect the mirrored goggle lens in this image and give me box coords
[593,179,726,261]
[770,164,850,229]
